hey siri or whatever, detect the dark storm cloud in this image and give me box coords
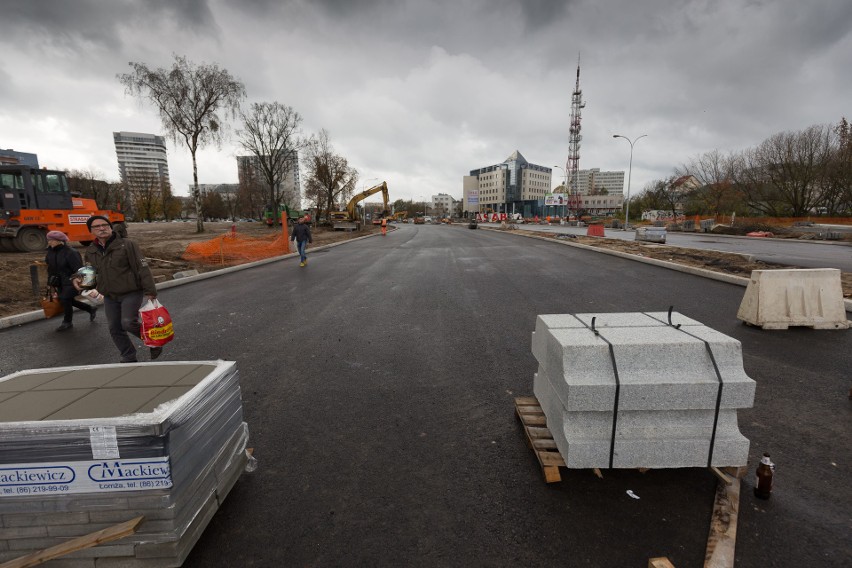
[1,0,849,198]
[0,0,218,51]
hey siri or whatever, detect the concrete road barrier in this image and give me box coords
[635,227,667,243]
[737,268,851,330]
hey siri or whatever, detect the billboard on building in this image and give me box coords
[467,190,479,205]
[544,193,566,206]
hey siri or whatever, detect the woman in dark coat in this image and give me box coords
[45,231,97,331]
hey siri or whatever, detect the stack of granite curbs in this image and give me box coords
[531,312,755,469]
[0,360,249,567]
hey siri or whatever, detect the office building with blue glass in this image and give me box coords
[462,151,552,218]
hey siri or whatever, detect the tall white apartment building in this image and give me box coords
[113,131,171,189]
[574,168,625,195]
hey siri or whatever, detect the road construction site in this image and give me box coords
[1,223,850,567]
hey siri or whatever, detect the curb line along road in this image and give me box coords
[2,225,849,330]
[477,226,852,314]
[0,230,381,330]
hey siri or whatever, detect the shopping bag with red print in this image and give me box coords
[139,299,175,347]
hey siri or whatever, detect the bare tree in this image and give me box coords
[130,171,164,222]
[237,102,304,222]
[732,124,833,216]
[66,168,123,211]
[237,171,265,220]
[632,175,693,222]
[201,190,227,220]
[678,150,742,217]
[118,54,245,232]
[821,117,852,215]
[302,129,357,220]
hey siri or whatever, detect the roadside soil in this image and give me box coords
[0,221,379,319]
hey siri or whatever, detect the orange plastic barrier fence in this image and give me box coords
[711,216,852,227]
[586,224,605,237]
[182,230,291,265]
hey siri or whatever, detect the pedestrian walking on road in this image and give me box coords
[74,216,162,363]
[45,231,97,331]
[291,216,312,267]
[381,217,388,236]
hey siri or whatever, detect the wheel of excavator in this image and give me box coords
[13,227,47,252]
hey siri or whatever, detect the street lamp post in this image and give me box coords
[612,134,647,230]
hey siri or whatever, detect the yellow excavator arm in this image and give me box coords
[330,181,390,230]
[345,181,389,221]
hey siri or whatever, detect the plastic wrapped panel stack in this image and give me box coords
[0,360,249,567]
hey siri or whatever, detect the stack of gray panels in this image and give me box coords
[531,312,755,469]
[0,360,249,567]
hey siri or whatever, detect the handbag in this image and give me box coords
[139,299,175,347]
[41,287,64,318]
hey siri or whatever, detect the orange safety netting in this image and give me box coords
[182,227,292,265]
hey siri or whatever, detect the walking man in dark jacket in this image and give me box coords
[74,216,161,362]
[291,217,312,267]
[45,230,97,331]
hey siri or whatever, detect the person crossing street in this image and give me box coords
[291,216,312,267]
[45,231,97,331]
[74,216,161,363]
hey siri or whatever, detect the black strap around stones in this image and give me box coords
[574,315,621,469]
[644,308,724,467]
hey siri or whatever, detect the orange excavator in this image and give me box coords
[0,165,125,252]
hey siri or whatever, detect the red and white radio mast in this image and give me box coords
[566,55,585,214]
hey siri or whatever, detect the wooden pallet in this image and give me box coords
[514,396,566,483]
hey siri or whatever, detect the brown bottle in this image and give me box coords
[754,453,775,499]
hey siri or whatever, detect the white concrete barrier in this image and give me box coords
[737,269,850,330]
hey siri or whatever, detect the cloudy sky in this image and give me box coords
[2,0,850,203]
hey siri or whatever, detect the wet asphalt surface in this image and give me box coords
[1,224,850,567]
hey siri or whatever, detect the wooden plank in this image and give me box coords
[0,516,144,568]
[520,414,547,427]
[538,451,566,467]
[526,426,552,439]
[542,465,562,483]
[532,439,558,450]
[704,475,741,568]
[649,558,676,568]
[710,467,733,486]
[721,466,747,479]
[515,396,565,483]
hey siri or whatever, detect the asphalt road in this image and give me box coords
[1,224,850,567]
[495,222,852,272]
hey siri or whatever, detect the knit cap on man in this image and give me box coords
[46,231,68,242]
[86,215,111,231]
